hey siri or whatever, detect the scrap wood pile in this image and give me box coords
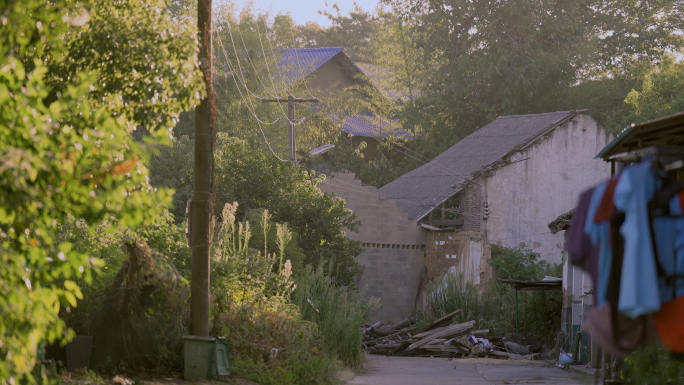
[362,309,542,360]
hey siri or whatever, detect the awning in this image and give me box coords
[596,112,684,160]
[497,277,562,291]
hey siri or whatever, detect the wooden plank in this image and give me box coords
[407,321,475,350]
[417,309,462,334]
[413,324,457,339]
[386,340,411,356]
[365,329,409,345]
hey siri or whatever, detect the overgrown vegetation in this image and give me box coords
[210,203,371,384]
[622,344,684,384]
[151,135,364,286]
[0,0,202,382]
[57,202,371,383]
[420,246,562,343]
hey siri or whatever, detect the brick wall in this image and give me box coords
[320,172,427,321]
[425,231,492,286]
[460,184,483,232]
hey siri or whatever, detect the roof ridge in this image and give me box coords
[496,110,586,119]
[277,47,343,52]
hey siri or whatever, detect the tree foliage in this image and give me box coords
[625,54,684,124]
[212,135,362,286]
[0,0,202,382]
[378,0,684,154]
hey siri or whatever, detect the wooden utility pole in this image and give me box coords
[261,95,318,162]
[190,0,213,337]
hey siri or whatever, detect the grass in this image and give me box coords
[291,263,374,371]
[419,271,562,344]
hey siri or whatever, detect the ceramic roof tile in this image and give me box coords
[377,111,581,220]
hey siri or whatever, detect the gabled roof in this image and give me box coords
[275,47,409,139]
[276,47,348,86]
[377,111,583,221]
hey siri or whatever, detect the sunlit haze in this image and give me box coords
[231,0,381,27]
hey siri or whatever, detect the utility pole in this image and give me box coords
[261,95,318,162]
[190,0,213,337]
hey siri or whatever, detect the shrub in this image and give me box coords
[623,343,684,384]
[488,244,550,281]
[55,214,190,372]
[209,203,340,384]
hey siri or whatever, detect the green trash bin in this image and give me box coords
[215,337,230,376]
[183,336,230,380]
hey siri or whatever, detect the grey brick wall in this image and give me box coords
[320,172,426,321]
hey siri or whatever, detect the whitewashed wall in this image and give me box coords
[481,113,613,265]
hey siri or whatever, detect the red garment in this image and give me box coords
[594,176,620,223]
[653,294,684,353]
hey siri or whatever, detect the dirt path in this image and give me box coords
[347,355,592,385]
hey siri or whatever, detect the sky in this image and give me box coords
[233,0,381,27]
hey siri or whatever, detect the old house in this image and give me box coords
[275,47,409,160]
[548,112,684,364]
[322,110,613,321]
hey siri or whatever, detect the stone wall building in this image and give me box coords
[379,110,613,265]
[321,110,613,322]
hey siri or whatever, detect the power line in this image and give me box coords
[215,32,288,162]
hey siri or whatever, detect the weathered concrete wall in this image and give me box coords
[320,172,426,322]
[480,113,612,265]
[425,231,492,286]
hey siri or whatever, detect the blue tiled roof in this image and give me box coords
[276,47,344,85]
[341,112,412,139]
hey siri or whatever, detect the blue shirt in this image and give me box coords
[584,181,611,306]
[613,162,661,318]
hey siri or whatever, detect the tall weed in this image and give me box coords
[421,246,562,343]
[291,264,374,370]
[210,203,352,384]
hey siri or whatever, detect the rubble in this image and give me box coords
[362,309,546,360]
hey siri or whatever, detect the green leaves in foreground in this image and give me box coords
[0,0,202,382]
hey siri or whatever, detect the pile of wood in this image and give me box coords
[362,309,540,360]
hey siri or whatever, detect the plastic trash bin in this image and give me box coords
[215,337,230,376]
[183,335,231,379]
[183,336,217,380]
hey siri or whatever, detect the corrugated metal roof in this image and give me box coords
[596,112,684,160]
[276,47,344,85]
[377,111,581,220]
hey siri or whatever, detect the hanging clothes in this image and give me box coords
[612,161,662,318]
[565,187,601,305]
[651,189,684,353]
[568,159,684,356]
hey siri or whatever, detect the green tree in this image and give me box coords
[625,54,684,124]
[299,4,380,62]
[0,0,202,382]
[383,0,684,155]
[213,135,362,286]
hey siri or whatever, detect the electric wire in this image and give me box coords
[234,20,297,122]
[215,31,288,161]
[220,20,307,126]
[215,37,282,125]
[282,0,319,100]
